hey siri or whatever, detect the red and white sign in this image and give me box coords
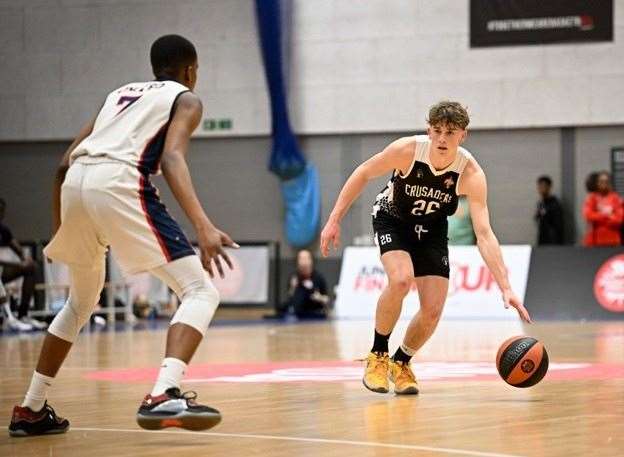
[335,246,531,320]
[594,254,624,313]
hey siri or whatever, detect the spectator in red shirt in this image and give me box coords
[583,171,623,246]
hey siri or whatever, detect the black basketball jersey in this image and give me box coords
[373,135,472,227]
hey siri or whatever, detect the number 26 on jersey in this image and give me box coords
[411,199,440,216]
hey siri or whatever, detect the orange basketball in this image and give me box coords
[496,336,549,388]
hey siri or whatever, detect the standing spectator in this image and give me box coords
[585,172,599,193]
[448,196,475,245]
[0,198,46,331]
[583,172,623,246]
[534,176,564,245]
[621,198,624,246]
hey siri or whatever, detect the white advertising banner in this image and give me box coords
[109,245,270,306]
[210,245,270,304]
[335,245,532,320]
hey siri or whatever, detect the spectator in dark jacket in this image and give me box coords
[287,250,329,319]
[534,176,564,245]
[267,250,330,320]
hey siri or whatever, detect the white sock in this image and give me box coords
[151,357,187,396]
[22,371,54,411]
[400,343,417,357]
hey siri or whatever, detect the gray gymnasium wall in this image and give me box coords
[1,1,623,254]
[1,0,624,141]
[3,125,618,256]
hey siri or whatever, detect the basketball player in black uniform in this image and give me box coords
[320,101,531,395]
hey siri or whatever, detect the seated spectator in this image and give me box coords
[583,172,623,247]
[0,198,46,331]
[534,175,564,245]
[448,196,475,245]
[266,250,330,319]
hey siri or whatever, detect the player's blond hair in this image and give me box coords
[427,101,469,130]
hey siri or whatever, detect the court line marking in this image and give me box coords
[71,427,524,457]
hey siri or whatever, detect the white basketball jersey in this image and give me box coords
[70,80,189,175]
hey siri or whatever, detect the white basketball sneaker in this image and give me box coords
[2,303,33,331]
[20,316,48,330]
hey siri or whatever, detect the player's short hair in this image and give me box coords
[537,175,552,187]
[427,101,470,130]
[150,35,197,77]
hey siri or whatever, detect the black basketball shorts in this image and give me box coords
[372,211,450,278]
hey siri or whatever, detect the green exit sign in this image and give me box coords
[203,118,233,131]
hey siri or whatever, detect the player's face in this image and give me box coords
[427,123,466,154]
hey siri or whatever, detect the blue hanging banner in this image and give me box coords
[254,0,305,180]
[255,0,321,247]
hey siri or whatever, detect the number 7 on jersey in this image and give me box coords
[116,95,142,115]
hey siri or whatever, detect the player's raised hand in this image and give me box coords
[502,288,532,323]
[320,220,341,257]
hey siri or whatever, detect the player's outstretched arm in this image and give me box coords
[52,114,98,234]
[463,165,532,323]
[160,92,238,278]
[320,136,415,257]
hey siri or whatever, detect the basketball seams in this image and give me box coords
[505,341,544,386]
[496,335,522,369]
[498,337,538,379]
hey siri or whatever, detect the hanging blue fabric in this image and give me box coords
[255,0,321,247]
[281,163,321,247]
[254,0,305,180]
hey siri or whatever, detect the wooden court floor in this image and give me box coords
[1,317,623,457]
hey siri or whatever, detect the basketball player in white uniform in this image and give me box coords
[9,35,232,436]
[320,101,532,395]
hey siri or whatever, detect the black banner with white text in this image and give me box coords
[470,0,613,47]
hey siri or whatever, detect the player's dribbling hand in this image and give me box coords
[502,288,532,323]
[320,220,341,257]
[198,227,239,278]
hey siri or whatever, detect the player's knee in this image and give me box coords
[388,274,412,296]
[170,280,220,337]
[420,304,444,324]
[48,299,95,343]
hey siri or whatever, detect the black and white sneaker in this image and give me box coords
[8,403,69,437]
[136,388,221,431]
